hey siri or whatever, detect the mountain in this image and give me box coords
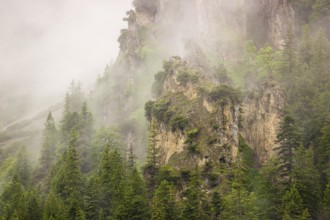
[1,0,330,219]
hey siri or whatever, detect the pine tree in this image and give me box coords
[151,180,178,220]
[146,124,159,168]
[274,115,301,185]
[84,177,101,220]
[258,157,284,219]
[221,159,256,220]
[281,185,310,219]
[52,130,85,204]
[15,146,31,189]
[317,118,330,185]
[292,147,321,217]
[126,134,137,171]
[115,168,149,220]
[37,112,58,183]
[310,30,330,85]
[43,191,65,220]
[79,103,94,173]
[143,124,159,195]
[298,26,313,66]
[24,189,42,220]
[320,182,330,219]
[280,26,298,76]
[181,168,207,220]
[98,145,125,217]
[0,174,25,220]
[210,191,222,220]
[65,198,87,220]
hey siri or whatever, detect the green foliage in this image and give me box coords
[98,146,125,216]
[210,191,222,220]
[181,168,207,220]
[144,100,154,121]
[255,45,279,78]
[292,147,321,217]
[0,175,25,220]
[317,116,330,184]
[36,112,58,184]
[24,189,42,220]
[176,69,198,85]
[274,115,301,184]
[43,191,65,220]
[169,115,189,132]
[281,185,310,219]
[115,168,149,220]
[320,183,330,219]
[146,95,190,132]
[185,128,199,153]
[151,180,178,220]
[151,71,168,97]
[151,98,170,122]
[258,157,284,219]
[15,146,31,189]
[208,85,242,104]
[221,158,257,220]
[52,130,85,204]
[156,165,180,187]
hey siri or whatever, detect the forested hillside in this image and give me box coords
[1,0,330,219]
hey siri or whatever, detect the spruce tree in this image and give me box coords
[52,130,85,204]
[320,183,330,219]
[143,123,159,195]
[221,159,256,220]
[115,168,149,220]
[84,177,101,220]
[292,147,321,217]
[0,174,25,220]
[210,191,222,220]
[24,189,42,220]
[15,146,31,189]
[98,145,125,217]
[181,168,207,220]
[151,180,178,220]
[43,191,65,220]
[37,112,58,183]
[317,118,330,185]
[79,103,93,173]
[281,185,310,219]
[274,115,301,185]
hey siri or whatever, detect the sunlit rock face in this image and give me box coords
[147,57,240,169]
[241,81,286,165]
[148,58,286,168]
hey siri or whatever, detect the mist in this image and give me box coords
[0,0,132,124]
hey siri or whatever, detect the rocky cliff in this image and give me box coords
[241,81,286,165]
[146,57,241,168]
[95,0,292,164]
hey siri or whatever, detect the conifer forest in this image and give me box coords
[1,0,330,219]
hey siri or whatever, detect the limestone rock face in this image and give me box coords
[245,0,295,48]
[241,81,286,165]
[148,58,241,169]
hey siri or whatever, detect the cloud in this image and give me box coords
[0,0,132,112]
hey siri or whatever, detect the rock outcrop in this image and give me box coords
[241,81,286,165]
[146,57,241,168]
[97,0,292,165]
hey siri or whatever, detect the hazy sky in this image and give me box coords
[0,0,132,109]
